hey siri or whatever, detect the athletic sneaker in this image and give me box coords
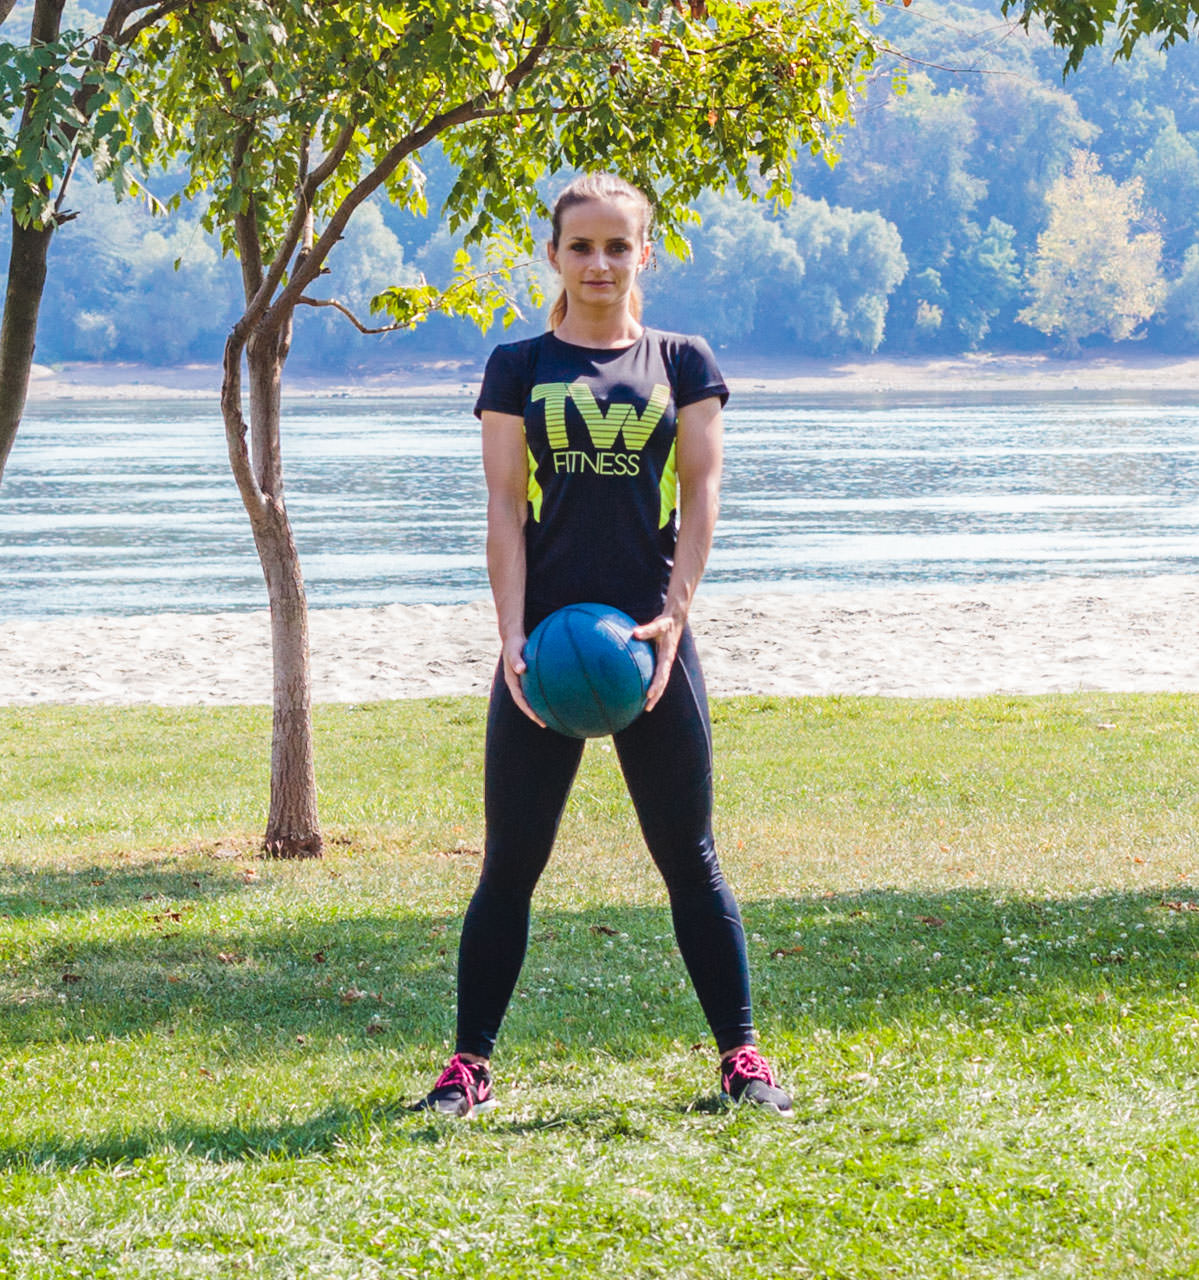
[720,1046,794,1119]
[411,1053,498,1117]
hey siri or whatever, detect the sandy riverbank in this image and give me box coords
[24,351,1199,402]
[16,356,1199,706]
[2,577,1197,706]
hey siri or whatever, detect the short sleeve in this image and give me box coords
[673,334,729,410]
[473,342,528,420]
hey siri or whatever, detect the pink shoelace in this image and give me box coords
[722,1046,775,1087]
[434,1053,477,1093]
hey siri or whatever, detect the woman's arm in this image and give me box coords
[481,408,545,725]
[633,394,724,711]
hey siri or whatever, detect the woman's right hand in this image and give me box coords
[502,633,546,727]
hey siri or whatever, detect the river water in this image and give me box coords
[4,391,1198,618]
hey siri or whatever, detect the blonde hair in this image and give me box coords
[547,173,653,330]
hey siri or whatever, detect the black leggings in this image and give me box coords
[455,626,756,1058]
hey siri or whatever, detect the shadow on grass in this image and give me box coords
[0,1100,439,1170]
[0,1098,722,1171]
[0,857,251,921]
[744,885,1199,1033]
[2,863,1198,1169]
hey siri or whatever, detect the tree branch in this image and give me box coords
[505,18,553,88]
[878,43,1015,75]
[262,21,554,330]
[52,143,80,218]
[60,1,209,199]
[115,0,206,46]
[295,127,314,263]
[297,258,535,333]
[221,329,265,512]
[297,296,408,334]
[239,117,358,333]
[230,125,265,307]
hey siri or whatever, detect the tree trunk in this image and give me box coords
[231,329,322,859]
[258,498,323,859]
[0,0,67,484]
[0,218,53,480]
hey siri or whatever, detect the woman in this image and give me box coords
[415,173,792,1119]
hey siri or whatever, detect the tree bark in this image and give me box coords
[0,219,53,478]
[258,491,323,859]
[0,0,182,482]
[222,323,322,859]
[0,0,65,484]
[204,21,554,858]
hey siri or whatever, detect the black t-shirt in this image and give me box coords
[474,328,728,625]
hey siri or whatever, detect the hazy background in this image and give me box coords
[12,0,1199,373]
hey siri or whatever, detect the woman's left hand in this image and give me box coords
[632,611,684,712]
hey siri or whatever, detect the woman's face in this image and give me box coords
[547,198,650,313]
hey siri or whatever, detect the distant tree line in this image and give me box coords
[10,0,1199,368]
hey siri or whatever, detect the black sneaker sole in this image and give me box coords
[413,1095,500,1118]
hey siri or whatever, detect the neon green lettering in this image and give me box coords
[553,450,608,474]
[535,381,671,454]
[622,384,670,451]
[568,382,630,450]
[566,381,669,452]
[531,383,573,449]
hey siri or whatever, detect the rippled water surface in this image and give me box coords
[4,392,1198,617]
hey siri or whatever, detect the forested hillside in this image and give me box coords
[8,0,1199,368]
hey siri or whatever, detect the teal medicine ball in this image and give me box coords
[521,604,656,738]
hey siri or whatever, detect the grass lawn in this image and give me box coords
[1,694,1197,1278]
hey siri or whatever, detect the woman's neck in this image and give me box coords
[552,309,643,349]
